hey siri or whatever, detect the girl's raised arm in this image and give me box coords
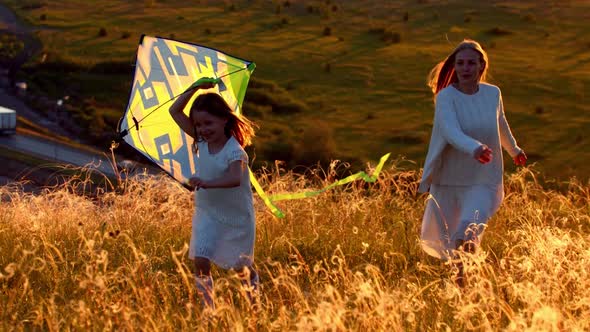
[169,89,198,138]
[169,78,218,138]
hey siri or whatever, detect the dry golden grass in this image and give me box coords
[1,161,589,331]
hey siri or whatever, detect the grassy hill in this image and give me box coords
[3,0,590,180]
[1,165,589,330]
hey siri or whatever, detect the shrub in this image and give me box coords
[293,122,336,167]
[381,31,401,44]
[522,14,536,23]
[388,133,425,145]
[244,79,309,115]
[90,61,133,75]
[0,33,25,60]
[242,103,271,119]
[21,2,44,10]
[271,99,308,114]
[260,140,295,164]
[323,26,332,36]
[368,27,386,34]
[248,78,280,91]
[368,28,401,44]
[487,27,512,36]
[98,27,107,37]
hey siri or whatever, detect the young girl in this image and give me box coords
[169,78,259,309]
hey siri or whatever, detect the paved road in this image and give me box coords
[0,133,118,176]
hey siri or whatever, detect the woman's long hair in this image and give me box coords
[189,92,257,148]
[427,39,489,97]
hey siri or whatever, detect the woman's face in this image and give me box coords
[192,111,227,143]
[454,48,483,86]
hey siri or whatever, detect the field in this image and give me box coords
[1,0,590,179]
[1,2,590,330]
[1,163,589,330]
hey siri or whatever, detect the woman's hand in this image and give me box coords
[474,145,493,164]
[513,151,527,166]
[188,177,208,190]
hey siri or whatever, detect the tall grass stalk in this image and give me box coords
[1,163,589,330]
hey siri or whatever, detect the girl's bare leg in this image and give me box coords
[194,257,214,309]
[238,265,259,306]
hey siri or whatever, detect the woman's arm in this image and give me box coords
[436,93,483,157]
[499,110,527,166]
[497,92,523,156]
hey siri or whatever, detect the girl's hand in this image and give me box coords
[188,177,208,190]
[513,151,527,166]
[474,144,493,164]
[185,77,218,93]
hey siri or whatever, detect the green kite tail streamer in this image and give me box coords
[249,168,286,218]
[251,153,390,218]
[269,153,391,202]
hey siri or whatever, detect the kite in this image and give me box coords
[117,35,287,216]
[118,34,254,185]
[118,35,390,219]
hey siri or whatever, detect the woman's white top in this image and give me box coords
[189,136,255,269]
[418,83,522,193]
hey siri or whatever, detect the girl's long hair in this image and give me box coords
[427,39,489,97]
[189,92,257,148]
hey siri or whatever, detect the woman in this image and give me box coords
[418,39,527,281]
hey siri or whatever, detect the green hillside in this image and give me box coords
[3,0,590,179]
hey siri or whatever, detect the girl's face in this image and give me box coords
[454,48,483,86]
[192,110,227,143]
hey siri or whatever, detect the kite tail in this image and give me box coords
[251,153,391,218]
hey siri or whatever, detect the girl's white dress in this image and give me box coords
[418,83,522,260]
[189,136,256,269]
